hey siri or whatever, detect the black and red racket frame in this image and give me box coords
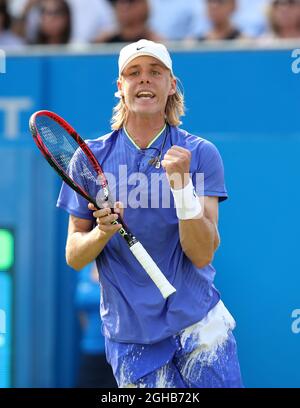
[29,110,108,209]
[29,110,137,246]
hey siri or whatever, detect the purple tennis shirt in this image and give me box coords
[57,125,228,344]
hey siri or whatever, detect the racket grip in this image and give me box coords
[129,242,176,299]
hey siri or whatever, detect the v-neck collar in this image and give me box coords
[122,124,166,151]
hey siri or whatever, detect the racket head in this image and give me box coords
[29,110,104,208]
[29,109,135,245]
[29,112,175,296]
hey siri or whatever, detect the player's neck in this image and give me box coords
[125,116,166,149]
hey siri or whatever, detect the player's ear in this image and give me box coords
[117,78,124,96]
[168,77,177,96]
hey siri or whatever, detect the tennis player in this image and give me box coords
[57,39,243,388]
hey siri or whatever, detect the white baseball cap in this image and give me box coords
[118,39,173,76]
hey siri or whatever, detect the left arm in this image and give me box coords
[179,196,220,268]
[162,146,220,269]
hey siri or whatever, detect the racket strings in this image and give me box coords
[35,115,98,194]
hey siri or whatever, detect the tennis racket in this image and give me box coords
[29,110,176,299]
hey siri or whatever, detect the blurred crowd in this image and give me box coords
[0,0,299,48]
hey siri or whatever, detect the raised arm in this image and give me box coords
[179,196,220,268]
[162,145,220,269]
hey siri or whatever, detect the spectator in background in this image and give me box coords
[68,0,117,44]
[10,0,117,44]
[200,0,243,40]
[233,0,271,37]
[0,0,25,48]
[95,0,160,43]
[266,0,300,38]
[75,263,117,388]
[31,0,71,44]
[148,0,205,40]
[11,0,41,44]
[177,1,271,42]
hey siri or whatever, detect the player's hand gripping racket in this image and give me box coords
[29,110,176,299]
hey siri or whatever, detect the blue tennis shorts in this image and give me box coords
[106,330,243,388]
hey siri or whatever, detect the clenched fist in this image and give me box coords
[161,146,191,190]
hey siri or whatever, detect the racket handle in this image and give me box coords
[129,242,176,299]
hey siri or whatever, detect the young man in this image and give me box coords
[57,39,243,388]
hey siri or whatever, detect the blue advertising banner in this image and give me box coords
[0,228,14,388]
[0,46,299,387]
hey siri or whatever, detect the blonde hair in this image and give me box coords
[111,75,185,130]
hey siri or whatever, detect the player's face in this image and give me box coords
[118,56,176,118]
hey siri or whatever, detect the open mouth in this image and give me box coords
[136,91,155,99]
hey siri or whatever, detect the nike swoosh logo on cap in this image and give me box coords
[136,46,145,50]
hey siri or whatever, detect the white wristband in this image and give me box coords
[171,178,202,220]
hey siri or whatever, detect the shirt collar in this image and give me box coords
[123,124,167,150]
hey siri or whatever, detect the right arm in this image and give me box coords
[66,204,122,271]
